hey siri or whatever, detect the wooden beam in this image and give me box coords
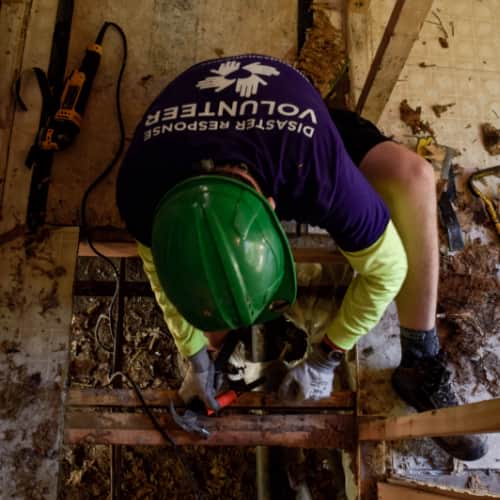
[386,477,500,500]
[78,239,347,263]
[378,482,497,500]
[67,388,355,409]
[346,0,372,110]
[359,398,500,441]
[0,1,31,209]
[0,227,79,500]
[0,0,59,233]
[65,411,355,448]
[355,0,433,123]
[379,483,450,500]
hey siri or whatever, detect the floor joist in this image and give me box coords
[355,0,433,123]
[78,239,347,263]
[67,388,355,410]
[65,411,355,448]
[359,398,500,441]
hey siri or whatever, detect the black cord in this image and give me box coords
[108,372,205,500]
[79,21,204,500]
[80,22,127,352]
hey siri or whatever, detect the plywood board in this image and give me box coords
[0,0,59,233]
[0,226,79,499]
[378,482,499,500]
[359,398,500,441]
[45,0,298,229]
[0,1,32,215]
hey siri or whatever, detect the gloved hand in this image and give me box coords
[179,346,221,411]
[278,343,343,401]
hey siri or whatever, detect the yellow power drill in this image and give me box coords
[38,26,105,151]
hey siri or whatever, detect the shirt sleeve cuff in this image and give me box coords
[324,220,408,350]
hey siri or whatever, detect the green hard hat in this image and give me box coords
[151,175,297,331]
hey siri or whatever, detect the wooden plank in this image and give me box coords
[45,0,298,229]
[379,483,455,500]
[0,226,79,500]
[378,482,498,500]
[346,0,373,110]
[0,1,32,212]
[65,411,354,448]
[67,388,355,409]
[78,239,347,263]
[387,477,500,500]
[359,398,500,441]
[0,0,59,233]
[355,0,433,123]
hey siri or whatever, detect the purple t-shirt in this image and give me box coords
[117,54,389,251]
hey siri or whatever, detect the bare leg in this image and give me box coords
[359,141,438,331]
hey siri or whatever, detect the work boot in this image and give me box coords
[392,350,488,461]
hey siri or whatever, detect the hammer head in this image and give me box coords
[169,401,210,438]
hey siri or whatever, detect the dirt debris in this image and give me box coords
[32,419,57,457]
[39,280,60,315]
[297,9,346,98]
[0,224,26,246]
[0,363,41,419]
[439,241,500,398]
[400,99,435,137]
[139,74,153,85]
[12,447,50,500]
[481,122,500,155]
[466,472,484,490]
[438,36,449,48]
[0,339,20,354]
[432,102,455,118]
[418,62,436,68]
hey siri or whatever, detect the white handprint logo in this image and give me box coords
[196,60,279,97]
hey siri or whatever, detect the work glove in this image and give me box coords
[179,347,221,411]
[278,343,343,401]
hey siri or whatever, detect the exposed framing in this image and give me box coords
[354,0,433,123]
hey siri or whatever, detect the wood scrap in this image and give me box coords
[400,99,435,137]
[438,37,449,48]
[432,103,455,118]
[481,123,500,156]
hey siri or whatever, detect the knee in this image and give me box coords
[395,151,435,195]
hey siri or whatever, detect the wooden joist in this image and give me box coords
[65,411,355,448]
[355,0,433,123]
[67,388,355,410]
[378,482,499,500]
[78,239,346,263]
[359,398,500,441]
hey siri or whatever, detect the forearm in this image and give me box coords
[137,242,207,357]
[325,220,408,350]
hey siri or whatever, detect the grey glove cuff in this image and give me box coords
[308,343,343,372]
[189,346,211,372]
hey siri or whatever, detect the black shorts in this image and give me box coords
[329,109,391,167]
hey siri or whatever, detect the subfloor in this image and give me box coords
[60,257,348,499]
